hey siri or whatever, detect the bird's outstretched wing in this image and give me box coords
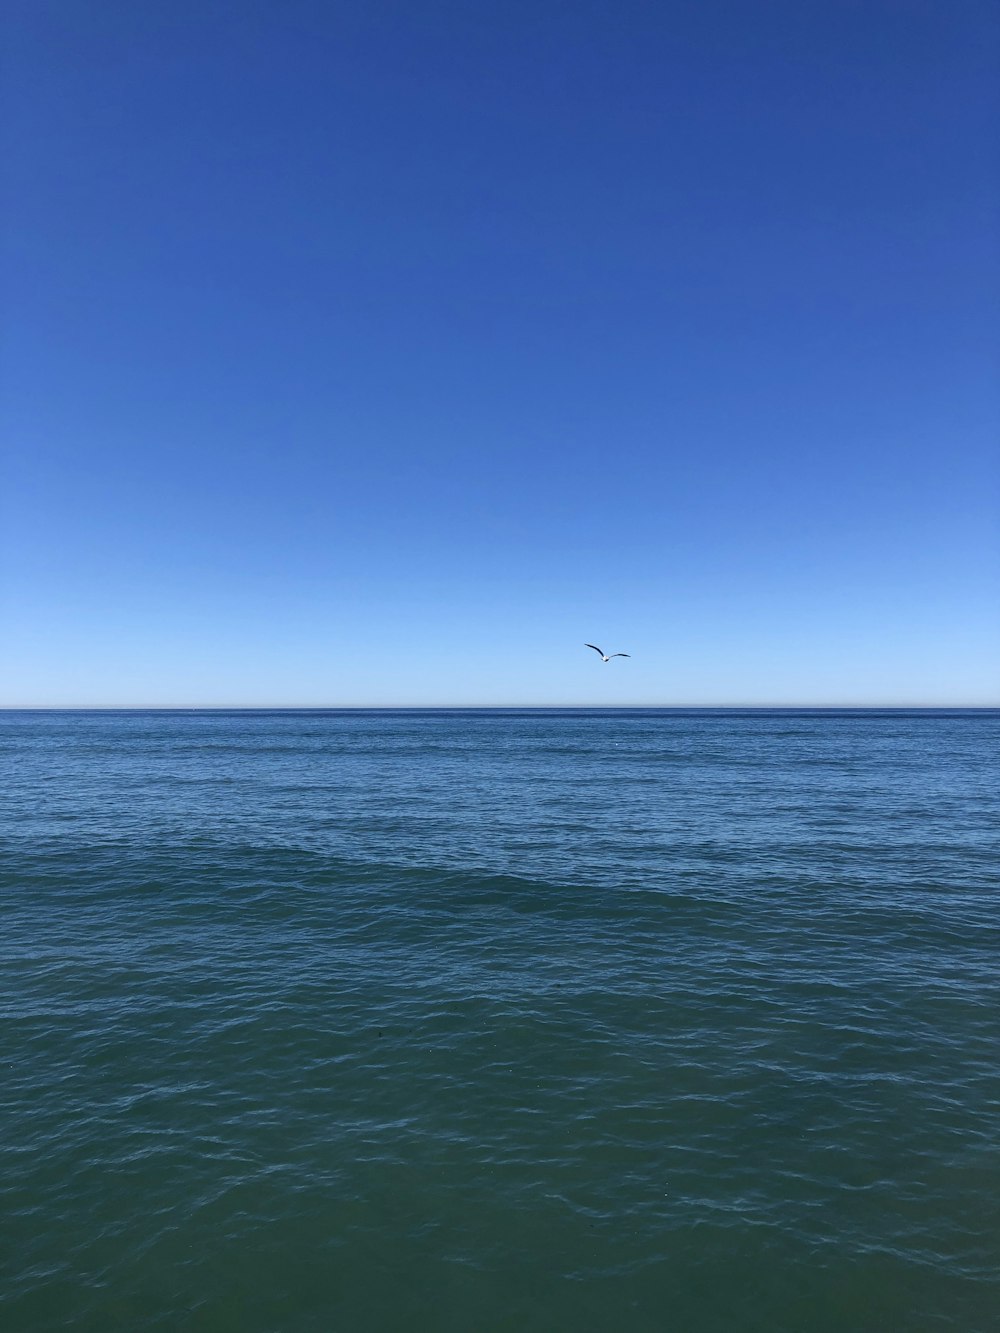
[609,653,631,659]
[584,644,605,657]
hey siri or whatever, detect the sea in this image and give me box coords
[1,708,997,1332]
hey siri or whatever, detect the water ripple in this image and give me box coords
[1,709,998,1331]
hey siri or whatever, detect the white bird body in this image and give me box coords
[585,644,631,663]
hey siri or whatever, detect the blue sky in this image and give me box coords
[2,0,997,705]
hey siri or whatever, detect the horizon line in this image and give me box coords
[2,703,997,712]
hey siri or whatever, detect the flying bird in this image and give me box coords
[585,644,631,662]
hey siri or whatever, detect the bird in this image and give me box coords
[585,644,631,662]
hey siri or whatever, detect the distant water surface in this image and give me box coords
[2,709,998,1332]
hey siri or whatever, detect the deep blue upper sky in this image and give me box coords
[3,0,997,704]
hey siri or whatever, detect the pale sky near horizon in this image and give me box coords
[2,0,998,706]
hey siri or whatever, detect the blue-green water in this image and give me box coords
[2,708,998,1332]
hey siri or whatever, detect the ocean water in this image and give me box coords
[1,708,998,1333]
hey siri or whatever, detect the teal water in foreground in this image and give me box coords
[2,708,998,1332]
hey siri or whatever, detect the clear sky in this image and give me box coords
[2,0,997,706]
